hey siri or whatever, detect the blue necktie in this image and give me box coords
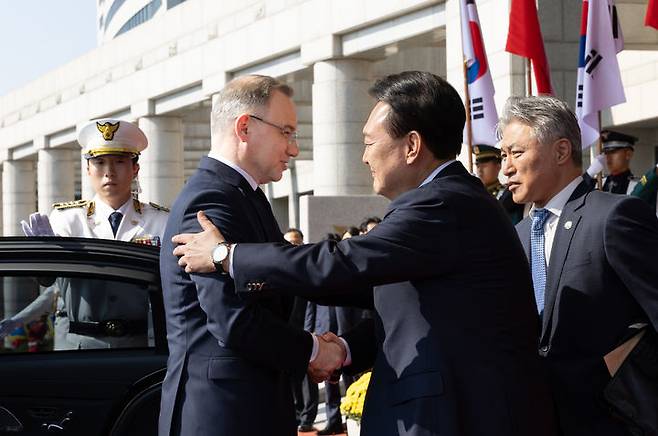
[530,208,551,314]
[109,211,123,237]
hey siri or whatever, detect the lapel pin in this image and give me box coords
[564,221,573,230]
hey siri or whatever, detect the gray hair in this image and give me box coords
[496,95,582,166]
[211,75,293,136]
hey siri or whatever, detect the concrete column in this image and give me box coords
[312,59,374,196]
[37,147,76,214]
[3,160,36,236]
[539,0,581,105]
[138,116,184,207]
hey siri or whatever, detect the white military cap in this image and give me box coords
[78,118,148,159]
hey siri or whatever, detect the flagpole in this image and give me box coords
[526,58,533,96]
[596,110,603,190]
[463,59,474,174]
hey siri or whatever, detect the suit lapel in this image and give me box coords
[540,182,589,341]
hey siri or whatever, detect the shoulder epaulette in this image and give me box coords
[149,202,170,212]
[53,199,89,211]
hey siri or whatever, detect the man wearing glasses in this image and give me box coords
[158,75,346,436]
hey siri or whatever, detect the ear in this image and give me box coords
[234,114,250,142]
[554,138,572,165]
[133,162,140,178]
[626,148,634,160]
[405,131,422,164]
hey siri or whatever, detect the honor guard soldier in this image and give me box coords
[474,144,525,224]
[49,118,169,243]
[600,130,639,195]
[4,119,170,349]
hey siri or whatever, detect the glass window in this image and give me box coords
[0,274,154,353]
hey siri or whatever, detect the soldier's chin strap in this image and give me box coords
[20,213,56,237]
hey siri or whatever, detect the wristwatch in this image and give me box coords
[211,241,231,274]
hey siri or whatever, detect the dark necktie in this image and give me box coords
[109,211,123,237]
[530,208,551,314]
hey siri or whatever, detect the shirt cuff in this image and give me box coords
[309,333,319,362]
[228,243,237,278]
[339,337,352,367]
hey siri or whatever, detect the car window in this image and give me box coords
[0,274,155,353]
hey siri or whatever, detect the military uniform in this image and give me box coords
[631,166,658,217]
[10,118,170,350]
[50,195,168,243]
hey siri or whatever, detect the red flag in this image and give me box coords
[505,0,553,95]
[646,0,658,29]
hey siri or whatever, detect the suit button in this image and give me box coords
[539,345,549,354]
[247,283,254,291]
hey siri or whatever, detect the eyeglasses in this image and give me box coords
[249,114,298,145]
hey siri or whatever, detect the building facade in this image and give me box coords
[1,0,657,241]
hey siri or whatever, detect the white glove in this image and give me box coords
[586,153,607,177]
[20,213,56,237]
[0,318,23,339]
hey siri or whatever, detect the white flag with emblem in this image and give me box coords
[460,0,498,146]
[575,0,626,149]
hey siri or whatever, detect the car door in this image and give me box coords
[0,237,168,436]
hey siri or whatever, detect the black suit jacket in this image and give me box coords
[158,157,312,436]
[232,161,557,436]
[516,179,658,436]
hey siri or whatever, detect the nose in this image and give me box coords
[362,147,369,165]
[287,140,299,158]
[502,156,514,177]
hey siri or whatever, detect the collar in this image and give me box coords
[208,151,259,191]
[418,159,457,188]
[608,169,633,180]
[93,195,132,220]
[531,176,583,218]
[487,181,504,195]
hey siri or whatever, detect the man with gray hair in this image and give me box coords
[158,75,345,436]
[499,95,658,436]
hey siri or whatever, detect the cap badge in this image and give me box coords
[96,121,120,140]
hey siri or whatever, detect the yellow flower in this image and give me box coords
[340,371,371,422]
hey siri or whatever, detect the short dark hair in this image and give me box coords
[359,216,381,233]
[368,71,466,160]
[343,226,360,237]
[324,233,342,242]
[285,227,303,239]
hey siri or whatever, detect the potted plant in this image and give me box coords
[340,371,371,436]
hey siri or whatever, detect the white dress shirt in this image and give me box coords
[531,176,582,267]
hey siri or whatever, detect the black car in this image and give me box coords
[0,237,167,435]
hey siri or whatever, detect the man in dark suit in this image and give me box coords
[498,95,658,436]
[158,75,345,436]
[173,71,557,436]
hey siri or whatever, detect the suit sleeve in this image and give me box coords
[232,198,459,297]
[604,196,658,330]
[184,191,313,374]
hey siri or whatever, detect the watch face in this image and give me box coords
[212,244,229,263]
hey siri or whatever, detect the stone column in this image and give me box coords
[3,160,36,236]
[37,147,76,214]
[138,116,184,207]
[312,59,374,196]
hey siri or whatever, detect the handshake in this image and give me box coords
[308,332,348,384]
